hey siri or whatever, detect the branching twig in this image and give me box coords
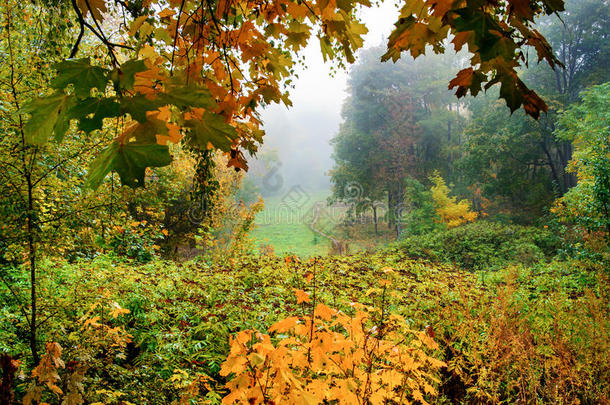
[171,0,187,75]
[69,4,85,58]
[69,0,134,65]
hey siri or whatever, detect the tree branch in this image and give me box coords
[69,0,134,65]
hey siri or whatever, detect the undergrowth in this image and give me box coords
[0,251,608,404]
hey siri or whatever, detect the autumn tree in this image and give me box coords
[430,172,478,227]
[330,47,466,235]
[0,2,114,363]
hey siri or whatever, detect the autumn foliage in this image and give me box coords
[16,0,567,191]
[429,172,478,228]
[1,0,608,404]
[221,284,445,404]
[6,250,608,404]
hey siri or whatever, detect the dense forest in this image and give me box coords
[0,0,608,403]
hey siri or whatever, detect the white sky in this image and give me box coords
[255,1,400,192]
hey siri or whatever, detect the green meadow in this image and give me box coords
[249,191,331,256]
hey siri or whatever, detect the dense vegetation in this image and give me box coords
[1,251,608,404]
[0,0,608,403]
[330,0,609,229]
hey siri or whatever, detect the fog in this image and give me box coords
[247,1,399,196]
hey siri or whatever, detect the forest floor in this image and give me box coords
[2,249,607,404]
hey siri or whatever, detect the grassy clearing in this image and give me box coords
[250,191,398,256]
[249,191,331,256]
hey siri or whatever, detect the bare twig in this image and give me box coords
[69,0,134,65]
[171,0,187,75]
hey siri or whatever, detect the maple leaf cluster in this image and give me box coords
[220,286,445,404]
[384,0,564,119]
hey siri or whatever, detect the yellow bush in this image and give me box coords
[430,173,478,228]
[220,284,445,404]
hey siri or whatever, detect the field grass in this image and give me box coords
[249,191,331,256]
[250,190,398,256]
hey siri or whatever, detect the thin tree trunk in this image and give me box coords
[26,175,38,364]
[7,9,39,363]
[373,205,378,236]
[540,140,561,195]
[387,190,394,229]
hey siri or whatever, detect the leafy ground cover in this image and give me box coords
[1,250,607,404]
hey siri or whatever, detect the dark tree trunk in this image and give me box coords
[540,140,562,195]
[0,354,18,405]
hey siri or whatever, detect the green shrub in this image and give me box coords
[401,177,445,236]
[395,221,560,270]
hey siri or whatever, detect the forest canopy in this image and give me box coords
[11,0,567,189]
[326,0,607,233]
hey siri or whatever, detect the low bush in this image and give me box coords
[395,221,561,270]
[221,285,445,404]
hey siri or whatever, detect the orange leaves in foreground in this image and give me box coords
[294,288,311,304]
[24,343,65,403]
[220,292,445,404]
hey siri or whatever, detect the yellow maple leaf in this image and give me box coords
[294,289,311,304]
[129,15,147,36]
[219,355,248,376]
[269,316,299,333]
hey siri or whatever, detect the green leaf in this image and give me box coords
[87,141,173,189]
[121,95,160,123]
[116,59,148,90]
[23,93,74,144]
[453,8,501,42]
[68,97,121,132]
[184,112,238,152]
[286,21,310,50]
[129,117,169,144]
[319,36,334,62]
[158,82,216,109]
[499,74,524,113]
[51,58,109,97]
